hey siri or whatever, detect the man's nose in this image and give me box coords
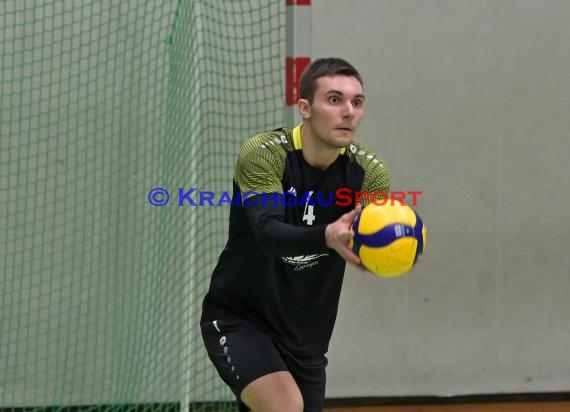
[342,102,354,118]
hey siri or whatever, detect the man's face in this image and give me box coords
[301,75,365,148]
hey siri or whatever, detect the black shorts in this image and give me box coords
[200,316,328,412]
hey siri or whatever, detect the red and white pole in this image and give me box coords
[285,0,311,125]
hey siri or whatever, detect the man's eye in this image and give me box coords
[329,96,339,104]
[353,99,364,108]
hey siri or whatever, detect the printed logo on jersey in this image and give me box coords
[260,134,288,149]
[281,253,329,271]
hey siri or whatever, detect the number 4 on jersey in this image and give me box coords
[302,191,316,225]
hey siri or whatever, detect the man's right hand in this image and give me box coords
[325,205,362,267]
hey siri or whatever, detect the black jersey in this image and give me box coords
[201,125,390,356]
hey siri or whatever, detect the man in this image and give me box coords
[201,57,390,412]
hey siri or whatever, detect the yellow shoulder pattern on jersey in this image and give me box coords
[234,129,293,199]
[345,141,391,206]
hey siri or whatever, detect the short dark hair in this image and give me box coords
[299,57,363,103]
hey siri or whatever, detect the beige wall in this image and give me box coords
[313,0,570,397]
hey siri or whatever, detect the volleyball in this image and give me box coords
[350,200,427,277]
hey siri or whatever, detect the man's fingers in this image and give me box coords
[340,245,360,266]
[327,205,365,265]
[345,205,363,266]
[344,205,362,226]
[344,209,357,222]
[354,204,362,215]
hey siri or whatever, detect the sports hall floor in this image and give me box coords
[325,401,570,411]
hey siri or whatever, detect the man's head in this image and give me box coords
[299,57,363,103]
[298,58,365,150]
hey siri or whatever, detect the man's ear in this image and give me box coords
[298,99,311,119]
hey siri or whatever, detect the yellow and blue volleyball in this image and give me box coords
[351,200,427,277]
